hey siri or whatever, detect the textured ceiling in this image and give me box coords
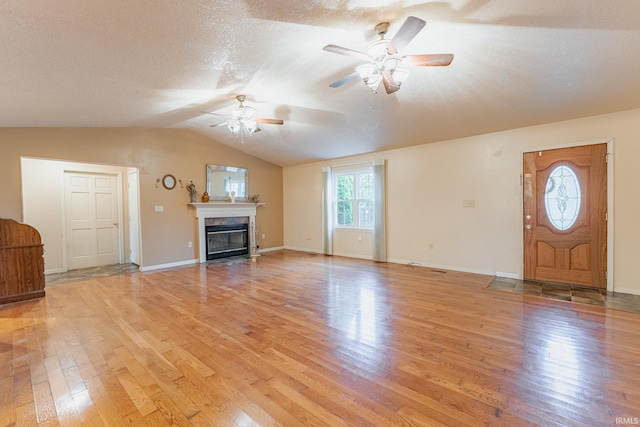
[2,1,640,166]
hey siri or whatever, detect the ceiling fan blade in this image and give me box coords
[202,111,227,117]
[387,16,426,55]
[209,121,228,128]
[323,44,371,62]
[329,71,360,88]
[403,53,454,67]
[256,118,284,125]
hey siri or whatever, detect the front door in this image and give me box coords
[65,172,120,270]
[523,144,607,288]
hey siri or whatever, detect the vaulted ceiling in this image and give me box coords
[2,1,640,166]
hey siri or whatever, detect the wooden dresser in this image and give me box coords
[0,218,45,305]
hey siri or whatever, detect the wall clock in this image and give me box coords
[162,174,176,190]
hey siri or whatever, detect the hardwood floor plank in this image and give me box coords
[60,366,86,398]
[0,401,16,427]
[2,250,640,426]
[112,346,162,399]
[14,402,38,427]
[31,380,58,425]
[268,377,351,427]
[10,365,33,413]
[69,389,103,427]
[114,368,157,417]
[185,409,219,427]
[209,369,283,426]
[172,373,229,422]
[253,379,326,427]
[165,339,216,378]
[83,374,134,425]
[262,349,383,426]
[142,354,201,420]
[397,405,467,427]
[149,391,194,427]
[43,356,81,426]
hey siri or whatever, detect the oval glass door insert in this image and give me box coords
[544,165,581,231]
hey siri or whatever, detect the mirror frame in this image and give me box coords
[206,164,249,201]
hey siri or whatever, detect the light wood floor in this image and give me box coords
[1,250,639,426]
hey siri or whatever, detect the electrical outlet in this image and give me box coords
[261,234,266,240]
[188,242,192,248]
[429,242,434,250]
[154,205,164,212]
[463,200,476,208]
[306,233,312,240]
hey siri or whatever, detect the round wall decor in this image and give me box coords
[162,174,176,190]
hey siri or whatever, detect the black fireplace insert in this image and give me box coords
[205,222,249,260]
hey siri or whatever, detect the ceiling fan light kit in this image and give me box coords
[227,95,258,139]
[354,53,411,94]
[210,95,283,143]
[227,99,258,138]
[324,16,453,94]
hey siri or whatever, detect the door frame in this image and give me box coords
[519,138,614,292]
[61,168,125,272]
[127,168,142,266]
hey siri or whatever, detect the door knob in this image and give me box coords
[525,215,531,220]
[525,224,532,230]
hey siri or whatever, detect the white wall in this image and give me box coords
[332,229,372,259]
[283,108,640,295]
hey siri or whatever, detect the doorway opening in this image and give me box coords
[20,157,141,274]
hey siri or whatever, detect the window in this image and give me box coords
[544,165,581,231]
[334,169,373,228]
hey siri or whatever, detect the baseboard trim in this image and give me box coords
[612,286,640,296]
[496,271,521,280]
[332,251,373,261]
[258,246,284,253]
[387,258,495,276]
[140,259,197,272]
[283,246,323,254]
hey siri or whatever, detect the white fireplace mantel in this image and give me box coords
[189,202,264,262]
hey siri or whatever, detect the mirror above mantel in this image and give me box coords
[206,164,248,201]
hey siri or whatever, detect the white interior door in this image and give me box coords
[127,170,140,265]
[65,172,120,270]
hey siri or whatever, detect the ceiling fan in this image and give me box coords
[323,16,454,94]
[209,95,284,142]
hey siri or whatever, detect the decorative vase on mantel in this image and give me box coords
[201,192,210,203]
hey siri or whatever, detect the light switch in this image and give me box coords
[154,205,164,212]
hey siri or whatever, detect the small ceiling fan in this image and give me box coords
[323,16,454,94]
[208,95,284,142]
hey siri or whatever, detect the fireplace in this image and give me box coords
[189,202,261,263]
[205,217,249,260]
